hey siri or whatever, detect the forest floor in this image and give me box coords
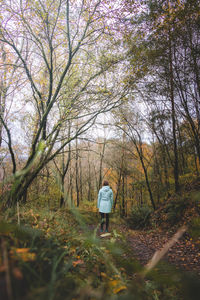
[116,224,200,276]
[1,206,200,300]
[88,216,200,277]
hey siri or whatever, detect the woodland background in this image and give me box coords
[0,0,200,299]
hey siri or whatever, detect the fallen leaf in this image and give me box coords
[72,259,84,267]
[113,285,127,294]
[12,267,23,280]
[109,279,120,287]
[100,272,107,278]
[0,265,6,272]
[10,248,36,262]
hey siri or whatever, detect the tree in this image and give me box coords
[122,0,200,193]
[115,108,156,210]
[52,121,72,208]
[0,0,126,207]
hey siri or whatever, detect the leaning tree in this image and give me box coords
[0,0,127,207]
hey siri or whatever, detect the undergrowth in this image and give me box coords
[128,206,152,229]
[0,203,200,300]
[151,190,200,230]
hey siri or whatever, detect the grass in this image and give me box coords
[0,202,200,300]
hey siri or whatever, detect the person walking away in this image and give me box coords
[97,181,113,232]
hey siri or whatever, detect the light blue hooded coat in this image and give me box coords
[97,186,113,213]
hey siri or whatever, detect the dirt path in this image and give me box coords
[88,216,200,276]
[122,226,200,276]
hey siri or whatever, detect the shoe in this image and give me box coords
[100,228,103,233]
[105,229,108,233]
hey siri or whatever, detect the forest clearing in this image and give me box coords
[0,0,200,299]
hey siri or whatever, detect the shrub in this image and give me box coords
[128,206,152,229]
[165,197,189,225]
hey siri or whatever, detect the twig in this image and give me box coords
[17,201,20,225]
[142,225,187,277]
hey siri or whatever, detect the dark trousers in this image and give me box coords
[100,213,109,230]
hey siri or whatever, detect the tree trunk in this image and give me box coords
[134,139,156,210]
[113,169,122,209]
[60,177,65,208]
[168,29,179,192]
[142,158,155,210]
[6,168,41,208]
[75,137,79,207]
[140,186,143,207]
[79,158,83,202]
[0,45,7,147]
[87,148,92,202]
[98,140,106,191]
[121,170,125,216]
[162,147,170,194]
[69,162,73,207]
[177,120,187,174]
[194,152,200,176]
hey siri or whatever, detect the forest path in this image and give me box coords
[115,223,200,276]
[86,214,200,277]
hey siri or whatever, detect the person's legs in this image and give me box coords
[100,213,105,232]
[105,213,109,232]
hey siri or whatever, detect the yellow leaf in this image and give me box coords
[109,279,119,287]
[15,248,30,253]
[10,248,36,262]
[113,285,127,294]
[100,272,107,278]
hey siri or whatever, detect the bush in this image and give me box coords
[128,206,152,229]
[164,197,189,225]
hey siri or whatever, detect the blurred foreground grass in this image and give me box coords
[0,203,200,300]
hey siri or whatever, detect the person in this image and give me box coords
[97,180,113,232]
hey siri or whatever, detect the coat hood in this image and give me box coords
[101,186,110,192]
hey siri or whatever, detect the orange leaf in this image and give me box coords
[12,267,23,280]
[72,259,84,267]
[15,248,30,253]
[109,279,119,287]
[0,265,6,272]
